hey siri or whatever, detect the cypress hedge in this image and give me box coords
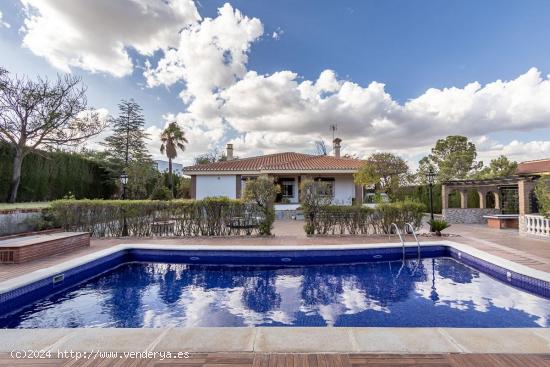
[0,144,116,202]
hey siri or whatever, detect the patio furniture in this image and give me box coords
[228,216,260,235]
[151,220,176,236]
[483,214,519,229]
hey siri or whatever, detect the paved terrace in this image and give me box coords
[2,220,550,281]
[0,352,549,366]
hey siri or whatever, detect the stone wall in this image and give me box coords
[0,210,42,236]
[442,208,501,224]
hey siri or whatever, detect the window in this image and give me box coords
[314,177,335,197]
[282,181,294,197]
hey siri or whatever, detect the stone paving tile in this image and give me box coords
[2,220,550,282]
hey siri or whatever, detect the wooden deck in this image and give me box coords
[1,353,549,366]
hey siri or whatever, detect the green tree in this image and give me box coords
[242,176,279,235]
[535,175,550,217]
[102,99,150,167]
[419,135,482,182]
[194,148,228,165]
[354,152,409,198]
[0,69,105,202]
[160,122,188,193]
[126,161,159,199]
[472,155,518,179]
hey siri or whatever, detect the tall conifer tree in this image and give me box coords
[102,99,150,167]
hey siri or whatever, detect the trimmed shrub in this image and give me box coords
[51,198,264,237]
[306,200,426,236]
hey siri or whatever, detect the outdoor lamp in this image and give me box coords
[120,172,129,186]
[427,166,436,185]
[426,166,435,232]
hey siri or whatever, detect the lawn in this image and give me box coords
[0,202,51,210]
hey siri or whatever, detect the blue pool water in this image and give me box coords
[1,257,549,328]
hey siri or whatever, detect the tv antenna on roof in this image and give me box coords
[329,124,338,141]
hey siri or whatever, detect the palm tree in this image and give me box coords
[160,122,188,194]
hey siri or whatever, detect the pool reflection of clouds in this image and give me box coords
[414,266,550,327]
[3,258,550,328]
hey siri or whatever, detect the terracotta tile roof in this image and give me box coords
[517,158,550,175]
[185,152,364,173]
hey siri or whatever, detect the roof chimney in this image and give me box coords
[226,143,234,160]
[333,138,342,158]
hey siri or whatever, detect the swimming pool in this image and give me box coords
[1,243,549,328]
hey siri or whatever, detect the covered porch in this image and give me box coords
[239,173,362,207]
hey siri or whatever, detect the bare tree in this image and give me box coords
[0,69,107,202]
[315,140,328,155]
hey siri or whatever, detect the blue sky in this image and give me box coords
[1,0,550,165]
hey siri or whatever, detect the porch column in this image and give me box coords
[478,188,487,209]
[518,179,536,215]
[190,175,196,199]
[493,191,501,210]
[459,190,468,209]
[441,184,449,209]
[355,184,363,205]
[236,175,242,199]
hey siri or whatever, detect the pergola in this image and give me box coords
[441,175,539,216]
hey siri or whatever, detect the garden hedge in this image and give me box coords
[0,143,116,202]
[305,201,426,235]
[52,198,264,237]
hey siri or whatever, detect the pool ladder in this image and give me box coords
[389,222,422,276]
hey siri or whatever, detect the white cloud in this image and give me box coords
[144,3,263,124]
[475,137,550,164]
[22,1,550,164]
[0,10,10,28]
[271,27,283,40]
[20,0,200,76]
[219,67,550,154]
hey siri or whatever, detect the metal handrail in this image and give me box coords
[389,222,405,260]
[404,222,421,259]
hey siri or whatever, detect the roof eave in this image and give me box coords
[185,168,360,175]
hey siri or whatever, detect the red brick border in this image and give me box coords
[0,233,90,264]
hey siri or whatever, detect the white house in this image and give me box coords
[184,139,365,207]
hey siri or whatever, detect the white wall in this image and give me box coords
[196,175,236,199]
[333,176,355,205]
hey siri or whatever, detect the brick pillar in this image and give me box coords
[190,175,196,199]
[459,190,468,209]
[518,179,536,215]
[441,184,449,209]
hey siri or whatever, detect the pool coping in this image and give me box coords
[0,327,549,354]
[1,241,550,354]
